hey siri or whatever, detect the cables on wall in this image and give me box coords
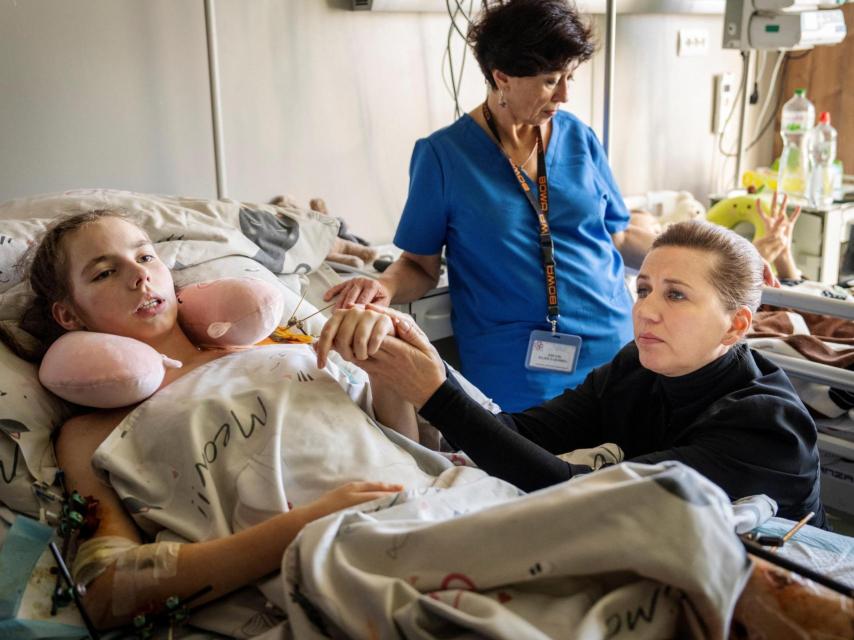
[442,0,482,119]
[713,49,800,193]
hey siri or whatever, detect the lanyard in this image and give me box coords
[482,102,560,331]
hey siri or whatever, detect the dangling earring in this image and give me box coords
[498,89,507,108]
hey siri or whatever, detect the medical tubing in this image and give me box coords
[49,541,101,640]
[742,538,854,599]
[71,536,183,619]
[112,541,182,617]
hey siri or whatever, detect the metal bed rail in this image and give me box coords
[759,351,854,393]
[757,286,854,464]
[757,285,854,390]
[761,286,854,321]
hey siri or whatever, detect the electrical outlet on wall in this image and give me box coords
[712,72,736,134]
[678,28,709,57]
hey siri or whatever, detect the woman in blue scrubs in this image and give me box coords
[325,0,655,411]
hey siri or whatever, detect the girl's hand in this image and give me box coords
[300,481,404,522]
[755,192,802,263]
[315,304,396,369]
[762,260,780,288]
[756,192,803,280]
[355,305,447,409]
[753,233,786,264]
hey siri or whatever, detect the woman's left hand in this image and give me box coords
[315,304,395,369]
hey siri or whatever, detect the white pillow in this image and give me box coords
[0,188,340,294]
[0,332,69,516]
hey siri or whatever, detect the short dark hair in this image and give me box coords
[468,0,596,89]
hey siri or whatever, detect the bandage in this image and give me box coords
[71,536,181,616]
[72,536,138,586]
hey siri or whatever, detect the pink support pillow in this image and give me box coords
[38,278,284,408]
[177,277,285,348]
[39,333,182,409]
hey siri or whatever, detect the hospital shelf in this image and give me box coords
[791,203,854,283]
[761,286,854,321]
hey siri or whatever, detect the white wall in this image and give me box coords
[0,0,776,243]
[214,0,493,240]
[592,13,775,201]
[0,1,216,199]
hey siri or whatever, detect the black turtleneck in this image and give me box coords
[420,341,826,528]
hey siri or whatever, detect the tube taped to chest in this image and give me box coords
[39,277,284,408]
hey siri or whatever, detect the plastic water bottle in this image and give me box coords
[778,88,815,199]
[808,112,838,209]
[832,160,844,201]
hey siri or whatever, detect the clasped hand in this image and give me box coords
[315,304,446,409]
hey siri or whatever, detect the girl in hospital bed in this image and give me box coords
[0,210,427,629]
[318,220,827,529]
[2,209,848,637]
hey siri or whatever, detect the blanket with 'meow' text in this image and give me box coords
[92,344,750,640]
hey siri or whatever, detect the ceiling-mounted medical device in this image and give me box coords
[351,0,455,10]
[352,0,728,13]
[723,0,847,50]
[723,0,847,191]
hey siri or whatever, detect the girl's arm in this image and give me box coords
[315,305,420,442]
[56,413,401,630]
[369,378,420,442]
[354,314,609,491]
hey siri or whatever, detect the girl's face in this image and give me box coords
[52,217,178,343]
[497,64,578,126]
[632,246,750,377]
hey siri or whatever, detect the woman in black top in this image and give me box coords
[317,220,825,527]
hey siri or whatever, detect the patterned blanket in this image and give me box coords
[92,346,750,640]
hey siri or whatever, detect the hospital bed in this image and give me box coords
[1,190,854,639]
[751,285,854,525]
[0,188,346,638]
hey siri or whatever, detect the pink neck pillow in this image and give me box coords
[38,277,285,408]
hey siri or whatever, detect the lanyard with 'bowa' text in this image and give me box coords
[482,102,582,374]
[482,102,559,329]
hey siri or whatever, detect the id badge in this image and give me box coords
[525,330,582,372]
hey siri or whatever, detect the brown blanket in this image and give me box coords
[750,306,854,369]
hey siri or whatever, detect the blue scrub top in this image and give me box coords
[394,111,633,411]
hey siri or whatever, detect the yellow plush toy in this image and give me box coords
[705,194,773,241]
